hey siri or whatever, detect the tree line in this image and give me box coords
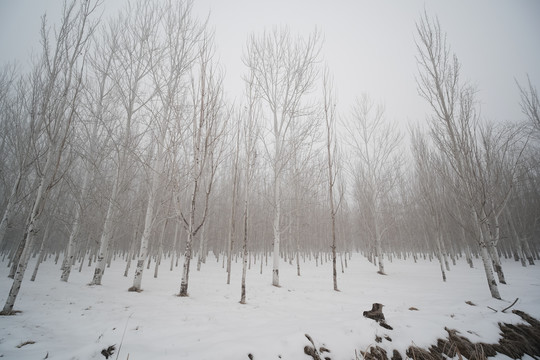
[0,0,538,313]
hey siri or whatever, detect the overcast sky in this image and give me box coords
[1,0,539,127]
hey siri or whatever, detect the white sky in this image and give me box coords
[1,0,539,127]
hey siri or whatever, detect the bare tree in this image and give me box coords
[177,32,227,297]
[345,94,402,275]
[60,24,115,282]
[240,73,260,304]
[226,119,241,285]
[31,187,64,282]
[506,161,538,267]
[2,0,98,314]
[415,13,502,297]
[243,26,321,287]
[410,127,449,281]
[414,12,528,298]
[0,68,40,250]
[129,0,202,292]
[322,67,340,291]
[286,131,322,277]
[90,0,158,286]
[478,122,529,283]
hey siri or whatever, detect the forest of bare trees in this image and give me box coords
[0,1,539,313]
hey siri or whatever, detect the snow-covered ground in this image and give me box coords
[1,254,539,359]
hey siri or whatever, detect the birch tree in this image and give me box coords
[410,127,449,281]
[415,14,498,296]
[129,0,202,292]
[2,0,98,314]
[0,68,41,250]
[415,12,517,299]
[0,68,20,247]
[240,72,261,304]
[322,68,340,291]
[346,94,402,275]
[243,27,321,287]
[90,0,158,285]
[226,119,240,285]
[31,187,63,282]
[177,32,227,297]
[506,162,538,266]
[478,122,529,284]
[60,26,115,282]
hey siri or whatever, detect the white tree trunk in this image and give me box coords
[440,234,450,272]
[475,211,501,299]
[61,168,90,282]
[226,128,240,284]
[375,219,385,275]
[435,232,447,282]
[78,234,91,273]
[154,216,168,279]
[129,197,154,291]
[129,143,163,291]
[170,222,180,271]
[240,120,255,303]
[31,220,52,282]
[486,212,506,284]
[1,216,39,314]
[124,232,137,277]
[8,225,28,279]
[89,170,119,286]
[479,243,501,300]
[488,240,506,284]
[0,173,22,248]
[296,213,301,277]
[1,150,52,314]
[179,231,194,296]
[272,151,281,287]
[197,224,206,271]
[179,177,199,297]
[240,190,249,304]
[522,239,535,265]
[323,71,339,291]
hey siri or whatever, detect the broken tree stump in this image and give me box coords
[363,303,393,330]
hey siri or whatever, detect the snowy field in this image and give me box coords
[1,254,539,360]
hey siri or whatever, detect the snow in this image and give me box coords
[1,254,539,360]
